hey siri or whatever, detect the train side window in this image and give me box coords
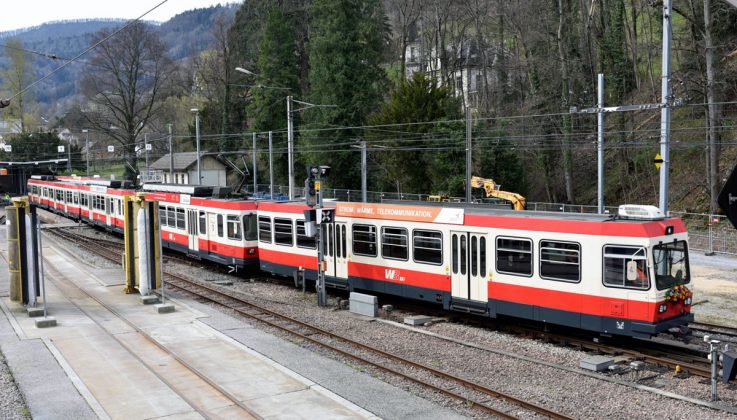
[352,224,377,257]
[273,218,293,246]
[227,215,242,241]
[176,208,185,229]
[335,225,341,258]
[341,225,347,257]
[382,227,408,261]
[167,207,175,227]
[496,237,533,276]
[540,241,580,282]
[296,220,317,249]
[159,206,168,226]
[328,224,334,256]
[471,236,478,276]
[199,211,207,235]
[258,216,272,243]
[480,237,487,277]
[413,229,442,265]
[217,214,224,237]
[452,234,458,274]
[603,245,649,290]
[243,214,257,241]
[460,235,467,275]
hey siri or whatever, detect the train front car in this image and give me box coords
[622,205,692,338]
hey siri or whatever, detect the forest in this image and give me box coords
[2,0,736,212]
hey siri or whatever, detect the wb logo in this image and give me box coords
[385,269,398,280]
[616,321,625,330]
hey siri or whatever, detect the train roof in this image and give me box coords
[260,199,680,225]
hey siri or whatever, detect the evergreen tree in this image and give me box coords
[368,72,462,194]
[303,0,389,189]
[250,8,300,132]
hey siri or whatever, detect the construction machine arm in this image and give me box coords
[470,176,526,210]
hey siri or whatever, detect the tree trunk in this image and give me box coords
[557,0,575,204]
[704,0,720,213]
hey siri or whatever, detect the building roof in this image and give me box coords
[150,152,223,171]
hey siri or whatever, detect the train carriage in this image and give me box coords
[258,201,693,338]
[27,176,693,338]
[142,184,259,270]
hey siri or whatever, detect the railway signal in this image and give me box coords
[305,165,330,307]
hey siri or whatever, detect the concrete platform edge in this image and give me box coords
[42,337,111,420]
[194,319,379,419]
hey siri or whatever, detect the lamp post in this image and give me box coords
[287,97,336,200]
[191,108,201,185]
[82,129,89,176]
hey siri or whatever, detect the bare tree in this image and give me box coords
[1,39,34,133]
[80,22,175,181]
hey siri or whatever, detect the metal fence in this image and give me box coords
[244,183,737,256]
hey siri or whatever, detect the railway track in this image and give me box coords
[46,226,727,382]
[689,322,737,341]
[47,226,570,419]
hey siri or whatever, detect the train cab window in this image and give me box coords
[653,240,690,290]
[603,245,649,290]
[199,211,207,235]
[413,230,442,265]
[176,208,185,229]
[227,215,242,241]
[159,207,168,226]
[381,227,408,261]
[243,214,257,241]
[258,216,272,243]
[352,224,377,257]
[296,220,316,249]
[540,241,580,282]
[496,237,533,276]
[217,214,224,237]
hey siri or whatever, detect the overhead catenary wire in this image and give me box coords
[1,0,170,103]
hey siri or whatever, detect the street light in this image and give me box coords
[287,97,336,200]
[191,108,201,185]
[234,67,256,76]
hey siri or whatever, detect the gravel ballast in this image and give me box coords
[43,222,737,419]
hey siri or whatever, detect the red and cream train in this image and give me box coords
[28,176,693,338]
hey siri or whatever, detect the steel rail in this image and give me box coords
[48,227,567,419]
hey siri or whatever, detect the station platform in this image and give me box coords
[0,224,464,419]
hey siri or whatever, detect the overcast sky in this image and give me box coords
[0,0,235,32]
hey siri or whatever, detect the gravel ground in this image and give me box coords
[0,352,28,420]
[0,210,31,419]
[37,218,737,419]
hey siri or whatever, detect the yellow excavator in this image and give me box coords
[470,176,526,210]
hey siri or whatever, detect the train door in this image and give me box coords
[324,222,348,279]
[186,209,199,256]
[450,231,488,302]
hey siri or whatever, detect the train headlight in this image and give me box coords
[658,304,668,313]
[684,297,692,305]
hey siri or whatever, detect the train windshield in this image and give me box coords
[653,240,690,290]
